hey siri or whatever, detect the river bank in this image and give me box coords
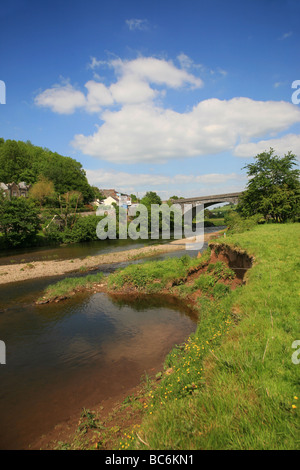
[0,230,224,285]
[32,223,299,450]
[30,237,248,449]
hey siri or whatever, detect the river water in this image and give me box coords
[0,228,224,449]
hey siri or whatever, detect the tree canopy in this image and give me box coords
[0,197,40,247]
[238,148,300,223]
[140,191,162,207]
[0,138,94,203]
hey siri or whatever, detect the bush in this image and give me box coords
[224,212,263,234]
[44,223,64,243]
[0,197,40,247]
[62,215,104,243]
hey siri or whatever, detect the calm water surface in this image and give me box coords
[0,270,197,449]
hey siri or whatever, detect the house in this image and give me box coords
[102,195,119,207]
[99,189,119,200]
[118,194,132,209]
[0,182,31,199]
[99,189,132,209]
[0,183,9,198]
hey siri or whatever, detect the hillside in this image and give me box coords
[0,138,94,203]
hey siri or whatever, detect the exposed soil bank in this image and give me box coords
[37,239,252,307]
[0,231,224,286]
[209,241,254,280]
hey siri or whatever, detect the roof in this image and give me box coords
[100,189,119,198]
[19,181,29,189]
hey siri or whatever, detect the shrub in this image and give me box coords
[0,197,40,247]
[225,212,263,234]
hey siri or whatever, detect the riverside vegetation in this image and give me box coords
[38,222,300,450]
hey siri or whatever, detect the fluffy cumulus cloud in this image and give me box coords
[234,133,300,159]
[34,83,86,114]
[73,98,300,163]
[35,55,300,164]
[35,56,203,114]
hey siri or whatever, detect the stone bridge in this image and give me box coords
[171,192,243,217]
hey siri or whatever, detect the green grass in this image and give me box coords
[38,272,104,302]
[205,217,225,226]
[107,253,210,293]
[115,223,300,450]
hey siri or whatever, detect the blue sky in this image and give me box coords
[1,0,300,199]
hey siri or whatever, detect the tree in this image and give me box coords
[130,193,139,203]
[91,186,105,202]
[0,138,95,203]
[141,191,162,207]
[57,191,83,229]
[29,175,55,207]
[0,198,40,247]
[238,148,300,223]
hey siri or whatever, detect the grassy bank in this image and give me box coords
[44,223,299,450]
[126,223,299,450]
[112,223,300,450]
[37,272,104,303]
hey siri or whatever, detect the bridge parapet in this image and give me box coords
[171,192,243,212]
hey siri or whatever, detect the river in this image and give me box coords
[0,227,224,449]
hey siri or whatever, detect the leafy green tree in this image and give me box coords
[130,193,139,203]
[91,186,105,202]
[29,175,55,207]
[238,148,300,222]
[0,198,40,247]
[0,138,94,203]
[138,191,162,234]
[141,191,162,207]
[61,214,104,243]
[0,140,29,182]
[57,191,83,229]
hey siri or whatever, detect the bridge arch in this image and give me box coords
[172,192,243,222]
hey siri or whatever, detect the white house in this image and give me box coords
[102,195,119,207]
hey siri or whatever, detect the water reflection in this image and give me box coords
[0,229,226,449]
[0,291,196,449]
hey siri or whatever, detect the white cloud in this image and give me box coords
[110,56,203,89]
[35,55,203,113]
[73,98,300,163]
[177,53,195,70]
[126,19,149,31]
[34,55,300,165]
[88,56,107,70]
[234,134,300,159]
[84,80,114,112]
[34,83,86,114]
[109,75,157,104]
